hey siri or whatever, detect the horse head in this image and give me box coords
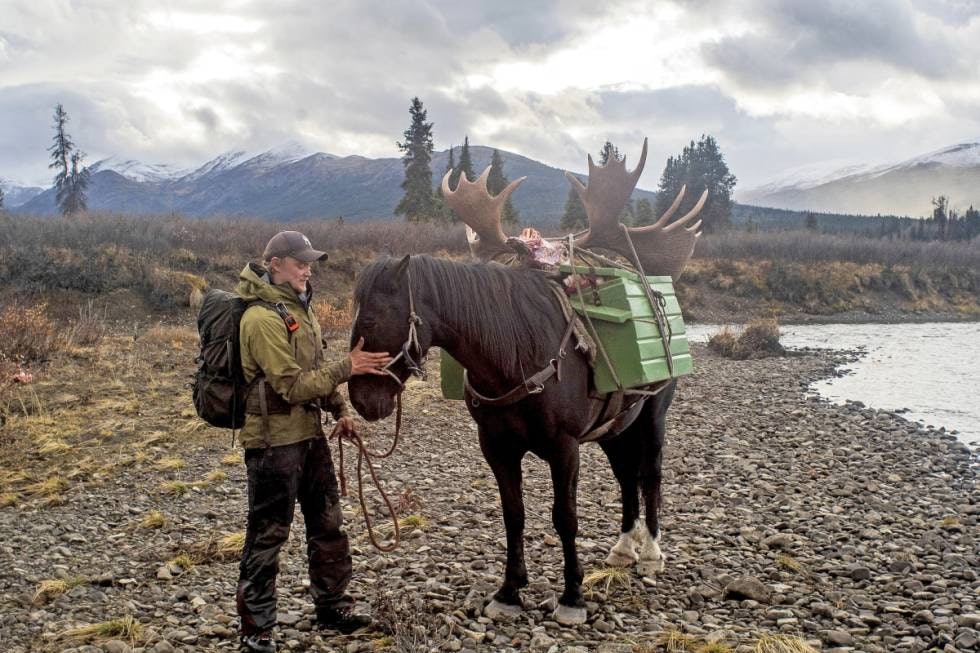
[348,254,432,421]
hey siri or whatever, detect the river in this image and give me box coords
[685,321,980,449]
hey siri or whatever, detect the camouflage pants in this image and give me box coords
[236,436,352,635]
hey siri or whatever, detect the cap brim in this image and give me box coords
[293,249,328,262]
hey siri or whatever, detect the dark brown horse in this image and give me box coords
[348,140,704,624]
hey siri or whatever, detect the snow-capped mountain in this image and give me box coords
[88,158,190,183]
[0,177,45,208]
[740,142,980,216]
[11,143,652,222]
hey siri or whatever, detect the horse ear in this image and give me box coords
[393,254,411,278]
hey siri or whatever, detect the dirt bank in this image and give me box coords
[0,336,976,652]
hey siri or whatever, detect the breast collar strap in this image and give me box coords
[463,316,577,408]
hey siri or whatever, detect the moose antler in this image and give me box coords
[569,138,705,280]
[441,166,526,261]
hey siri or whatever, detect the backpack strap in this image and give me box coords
[245,300,299,449]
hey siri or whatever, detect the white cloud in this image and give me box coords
[0,0,977,189]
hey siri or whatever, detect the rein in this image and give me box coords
[329,392,404,553]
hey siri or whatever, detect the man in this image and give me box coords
[235,231,392,653]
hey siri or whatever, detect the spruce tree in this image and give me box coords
[634,198,655,226]
[599,140,620,165]
[560,177,588,232]
[433,146,456,223]
[394,97,436,222]
[487,149,519,226]
[457,136,476,184]
[804,211,818,231]
[0,185,5,210]
[655,134,736,232]
[48,103,89,217]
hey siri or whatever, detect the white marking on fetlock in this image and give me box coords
[605,519,642,566]
[553,604,587,625]
[637,531,666,576]
[484,599,522,620]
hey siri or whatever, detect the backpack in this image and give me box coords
[193,290,253,429]
[192,290,294,430]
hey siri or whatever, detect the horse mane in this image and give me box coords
[355,255,565,379]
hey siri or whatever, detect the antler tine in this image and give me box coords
[571,138,648,249]
[441,166,523,261]
[663,188,708,232]
[637,184,686,232]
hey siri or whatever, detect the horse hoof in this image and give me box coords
[637,556,666,576]
[605,549,637,567]
[553,604,587,625]
[484,599,522,621]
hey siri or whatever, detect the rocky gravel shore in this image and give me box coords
[1,343,976,652]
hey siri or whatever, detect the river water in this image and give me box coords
[685,322,980,448]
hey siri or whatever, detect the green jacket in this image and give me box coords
[236,263,351,449]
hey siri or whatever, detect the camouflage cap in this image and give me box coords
[263,231,328,262]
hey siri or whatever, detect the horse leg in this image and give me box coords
[600,434,645,567]
[637,392,671,578]
[548,443,587,625]
[482,445,529,619]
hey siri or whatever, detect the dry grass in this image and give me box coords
[32,575,87,604]
[0,301,66,364]
[179,531,246,565]
[154,457,186,471]
[140,510,168,529]
[204,470,227,484]
[752,634,819,653]
[144,324,198,348]
[775,553,807,575]
[0,492,19,507]
[58,615,144,645]
[159,480,190,497]
[315,297,354,339]
[709,319,784,360]
[656,629,700,652]
[166,553,196,572]
[583,566,633,598]
[221,451,244,466]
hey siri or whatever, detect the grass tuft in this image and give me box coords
[60,615,143,645]
[583,566,633,598]
[775,553,807,575]
[204,470,227,484]
[167,553,196,571]
[154,457,186,471]
[221,451,243,466]
[160,480,189,496]
[0,492,18,507]
[33,575,87,604]
[753,634,819,653]
[398,514,429,531]
[656,628,700,652]
[140,510,168,529]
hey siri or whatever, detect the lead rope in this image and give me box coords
[330,391,404,553]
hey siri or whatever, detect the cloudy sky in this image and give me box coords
[1,0,979,191]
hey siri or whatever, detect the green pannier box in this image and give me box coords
[439,265,692,399]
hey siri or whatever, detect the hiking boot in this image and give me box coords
[240,631,277,653]
[316,604,372,634]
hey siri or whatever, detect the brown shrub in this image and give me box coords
[315,297,354,339]
[708,319,784,360]
[0,301,65,364]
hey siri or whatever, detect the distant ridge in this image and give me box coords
[739,142,980,216]
[13,145,655,223]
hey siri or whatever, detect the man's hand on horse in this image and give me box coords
[349,337,393,375]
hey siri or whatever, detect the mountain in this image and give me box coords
[740,142,980,217]
[0,178,45,208]
[13,145,655,223]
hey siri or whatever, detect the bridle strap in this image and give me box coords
[381,266,426,387]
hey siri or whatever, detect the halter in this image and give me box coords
[380,266,426,387]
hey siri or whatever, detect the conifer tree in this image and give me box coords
[487,149,519,226]
[599,140,620,165]
[634,198,655,226]
[0,185,5,210]
[804,211,818,231]
[560,177,588,232]
[394,97,436,222]
[457,136,476,184]
[655,134,736,232]
[48,103,89,217]
[433,145,456,222]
